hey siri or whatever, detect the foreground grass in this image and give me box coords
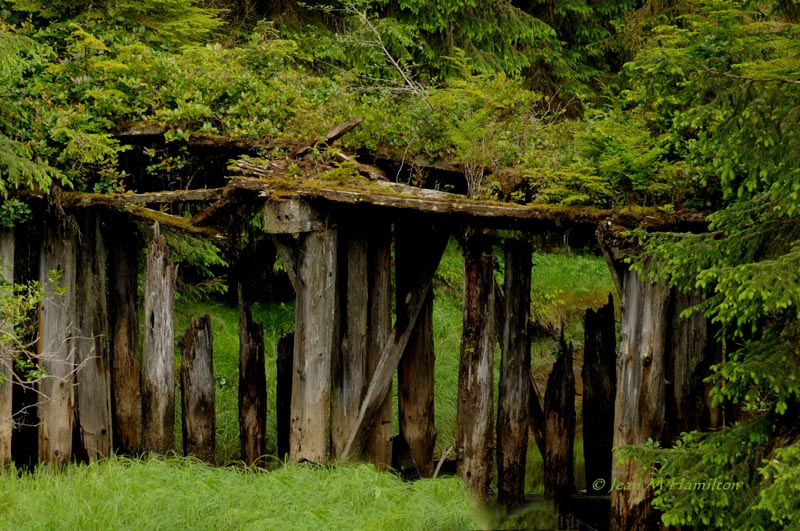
[0,457,481,531]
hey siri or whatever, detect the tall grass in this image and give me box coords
[0,457,480,531]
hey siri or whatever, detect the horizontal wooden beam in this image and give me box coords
[229,176,707,232]
[60,188,226,208]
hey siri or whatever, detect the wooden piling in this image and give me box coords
[497,240,532,509]
[456,230,496,499]
[365,223,393,468]
[38,217,77,465]
[109,216,141,454]
[276,333,293,459]
[611,267,670,531]
[291,229,338,462]
[239,289,266,465]
[331,225,368,459]
[582,294,616,494]
[74,210,113,460]
[0,228,14,465]
[544,337,576,525]
[141,223,177,454]
[180,315,215,463]
[395,221,448,477]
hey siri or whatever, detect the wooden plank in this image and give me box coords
[109,216,141,453]
[276,333,293,459]
[229,176,708,232]
[331,226,368,458]
[181,314,216,464]
[396,221,449,477]
[239,288,267,465]
[456,230,496,500]
[0,228,14,466]
[74,209,113,460]
[364,223,393,468]
[582,294,616,495]
[127,206,227,247]
[496,240,533,509]
[340,234,447,462]
[60,188,225,208]
[610,266,670,531]
[38,217,78,465]
[262,198,327,234]
[141,223,177,454]
[290,229,338,463]
[544,337,577,528]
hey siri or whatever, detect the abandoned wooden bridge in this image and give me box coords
[0,136,717,530]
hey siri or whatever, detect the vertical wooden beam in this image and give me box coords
[74,209,113,460]
[109,216,141,454]
[276,332,293,459]
[365,223,393,468]
[582,294,616,494]
[497,239,532,509]
[0,228,14,466]
[544,336,576,528]
[290,229,337,463]
[181,314,216,463]
[38,217,77,465]
[456,229,496,499]
[331,225,368,459]
[239,288,266,465]
[395,220,448,477]
[611,267,670,531]
[141,223,177,454]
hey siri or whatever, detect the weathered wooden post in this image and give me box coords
[331,224,368,459]
[497,239,533,509]
[181,314,216,463]
[365,223,393,468]
[276,333,293,459]
[109,216,141,454]
[0,228,14,465]
[141,223,177,454]
[239,288,266,465]
[396,220,449,476]
[582,294,616,494]
[38,216,78,465]
[611,266,669,531]
[74,209,113,460]
[456,228,496,500]
[544,337,577,527]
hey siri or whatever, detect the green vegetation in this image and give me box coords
[0,457,479,530]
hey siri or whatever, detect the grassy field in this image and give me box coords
[0,457,480,531]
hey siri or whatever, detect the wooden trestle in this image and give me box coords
[1,171,717,530]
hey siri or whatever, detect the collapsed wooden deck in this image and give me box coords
[2,166,718,530]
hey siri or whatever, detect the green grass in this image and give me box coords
[0,457,481,531]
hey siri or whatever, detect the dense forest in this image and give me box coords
[1,0,799,529]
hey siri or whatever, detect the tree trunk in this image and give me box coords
[544,337,576,528]
[456,230,496,500]
[276,332,293,459]
[74,209,113,460]
[181,315,216,463]
[611,267,670,531]
[582,293,616,494]
[365,223,393,468]
[0,228,14,466]
[38,217,78,465]
[239,288,267,465]
[331,225,368,459]
[396,221,448,477]
[141,223,177,454]
[497,240,532,509]
[290,229,337,462]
